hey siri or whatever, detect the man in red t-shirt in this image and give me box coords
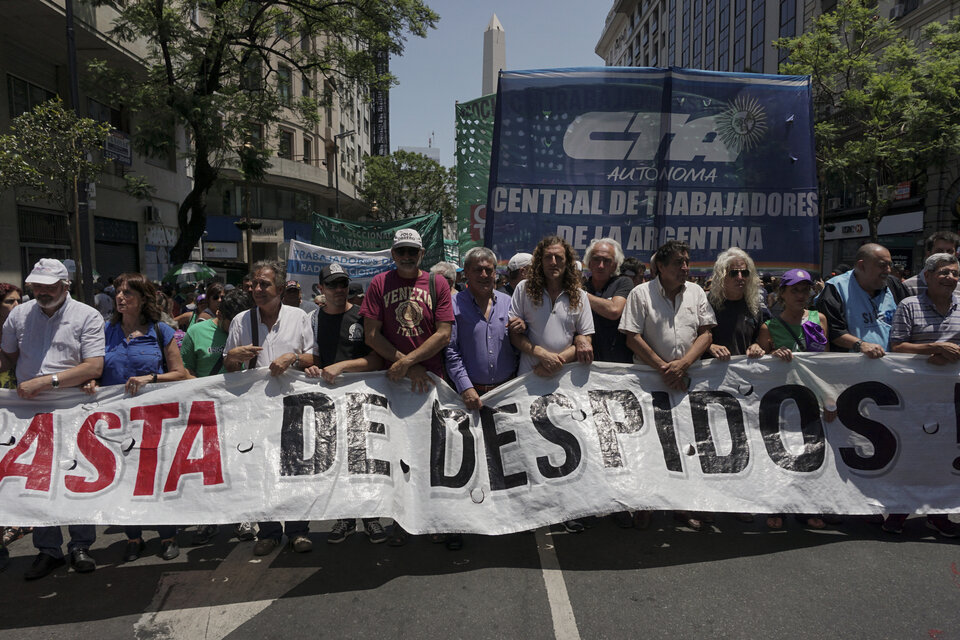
[359,227,454,546]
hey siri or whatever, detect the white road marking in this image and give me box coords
[535,528,582,640]
[133,541,317,640]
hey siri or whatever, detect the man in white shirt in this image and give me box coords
[619,240,715,532]
[223,259,316,556]
[1,259,104,580]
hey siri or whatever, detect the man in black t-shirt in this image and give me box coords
[583,238,634,363]
[305,264,386,543]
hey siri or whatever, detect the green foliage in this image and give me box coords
[360,150,456,221]
[0,98,112,213]
[775,0,960,240]
[87,0,439,262]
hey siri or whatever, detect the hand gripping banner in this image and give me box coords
[1,355,958,533]
[484,67,819,272]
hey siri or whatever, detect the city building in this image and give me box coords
[1,1,378,287]
[596,0,960,276]
[1,1,192,285]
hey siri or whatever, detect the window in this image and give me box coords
[303,134,312,165]
[779,1,797,64]
[693,0,703,68]
[275,12,292,40]
[302,73,311,97]
[705,0,716,70]
[668,0,677,66]
[681,0,690,67]
[7,75,55,117]
[733,0,747,71]
[717,1,729,71]
[88,98,123,130]
[277,66,292,107]
[278,129,293,160]
[750,0,765,72]
[241,56,262,91]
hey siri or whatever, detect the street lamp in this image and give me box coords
[333,129,356,218]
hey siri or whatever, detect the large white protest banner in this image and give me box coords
[1,355,958,533]
[285,239,391,291]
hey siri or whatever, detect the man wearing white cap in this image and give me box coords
[499,252,533,297]
[359,227,454,546]
[0,258,105,580]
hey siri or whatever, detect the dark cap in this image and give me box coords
[320,263,350,285]
[285,280,301,290]
[348,281,364,298]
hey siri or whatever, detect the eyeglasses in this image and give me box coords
[727,269,750,278]
[394,247,420,257]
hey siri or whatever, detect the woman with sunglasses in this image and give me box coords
[757,268,830,530]
[175,282,224,329]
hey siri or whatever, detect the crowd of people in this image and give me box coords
[2,227,959,580]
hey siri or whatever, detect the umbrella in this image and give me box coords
[162,262,217,284]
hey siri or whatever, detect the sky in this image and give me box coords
[389,0,608,167]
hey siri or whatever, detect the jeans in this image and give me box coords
[33,525,96,559]
[124,525,178,541]
[257,521,308,541]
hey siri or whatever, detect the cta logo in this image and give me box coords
[470,204,486,242]
[562,98,767,163]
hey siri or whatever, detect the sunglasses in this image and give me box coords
[325,280,349,289]
[727,269,750,277]
[394,247,420,257]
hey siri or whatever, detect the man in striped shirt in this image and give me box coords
[885,252,960,537]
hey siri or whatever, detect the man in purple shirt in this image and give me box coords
[445,247,524,411]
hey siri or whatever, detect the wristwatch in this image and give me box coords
[293,353,301,369]
[151,372,158,383]
[50,374,59,388]
[852,340,863,352]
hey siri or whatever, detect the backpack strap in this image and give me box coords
[773,316,805,351]
[209,353,225,376]
[248,307,260,369]
[153,323,168,372]
[428,272,437,318]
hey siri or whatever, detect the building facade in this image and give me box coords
[1,1,377,287]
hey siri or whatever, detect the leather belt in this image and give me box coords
[474,381,509,394]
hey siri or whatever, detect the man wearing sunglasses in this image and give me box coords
[359,228,455,546]
[304,264,388,545]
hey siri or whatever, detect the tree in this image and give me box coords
[88,0,439,263]
[360,149,456,221]
[775,0,960,241]
[0,99,112,283]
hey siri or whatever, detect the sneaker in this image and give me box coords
[290,534,313,553]
[562,520,585,533]
[364,520,387,544]
[926,516,959,538]
[191,524,219,546]
[327,519,356,544]
[235,522,256,541]
[253,538,280,556]
[882,514,907,534]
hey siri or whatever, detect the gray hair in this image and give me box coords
[429,261,458,288]
[251,259,286,291]
[924,252,959,273]
[708,247,761,317]
[583,238,625,275]
[463,246,497,270]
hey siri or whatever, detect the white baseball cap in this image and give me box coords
[25,258,69,285]
[392,228,423,249]
[507,252,533,272]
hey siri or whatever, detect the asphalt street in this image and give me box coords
[1,514,959,639]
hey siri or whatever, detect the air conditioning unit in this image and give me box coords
[144,205,161,223]
[828,197,841,210]
[889,4,905,18]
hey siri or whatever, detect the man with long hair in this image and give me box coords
[508,236,594,533]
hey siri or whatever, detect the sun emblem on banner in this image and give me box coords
[715,96,767,154]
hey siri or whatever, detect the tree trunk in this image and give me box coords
[169,140,218,265]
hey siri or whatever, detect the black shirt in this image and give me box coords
[709,298,762,357]
[315,306,370,367]
[584,275,634,363]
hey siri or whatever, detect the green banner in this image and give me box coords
[455,94,496,257]
[311,212,445,269]
[443,238,460,264]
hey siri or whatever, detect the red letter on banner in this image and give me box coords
[65,412,122,494]
[0,413,54,491]
[163,401,224,492]
[130,403,180,496]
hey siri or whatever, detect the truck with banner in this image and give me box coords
[483,68,818,272]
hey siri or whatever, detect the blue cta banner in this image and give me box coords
[484,68,819,271]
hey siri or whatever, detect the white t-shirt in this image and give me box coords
[224,303,315,369]
[618,277,716,364]
[1,295,105,382]
[508,279,595,375]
